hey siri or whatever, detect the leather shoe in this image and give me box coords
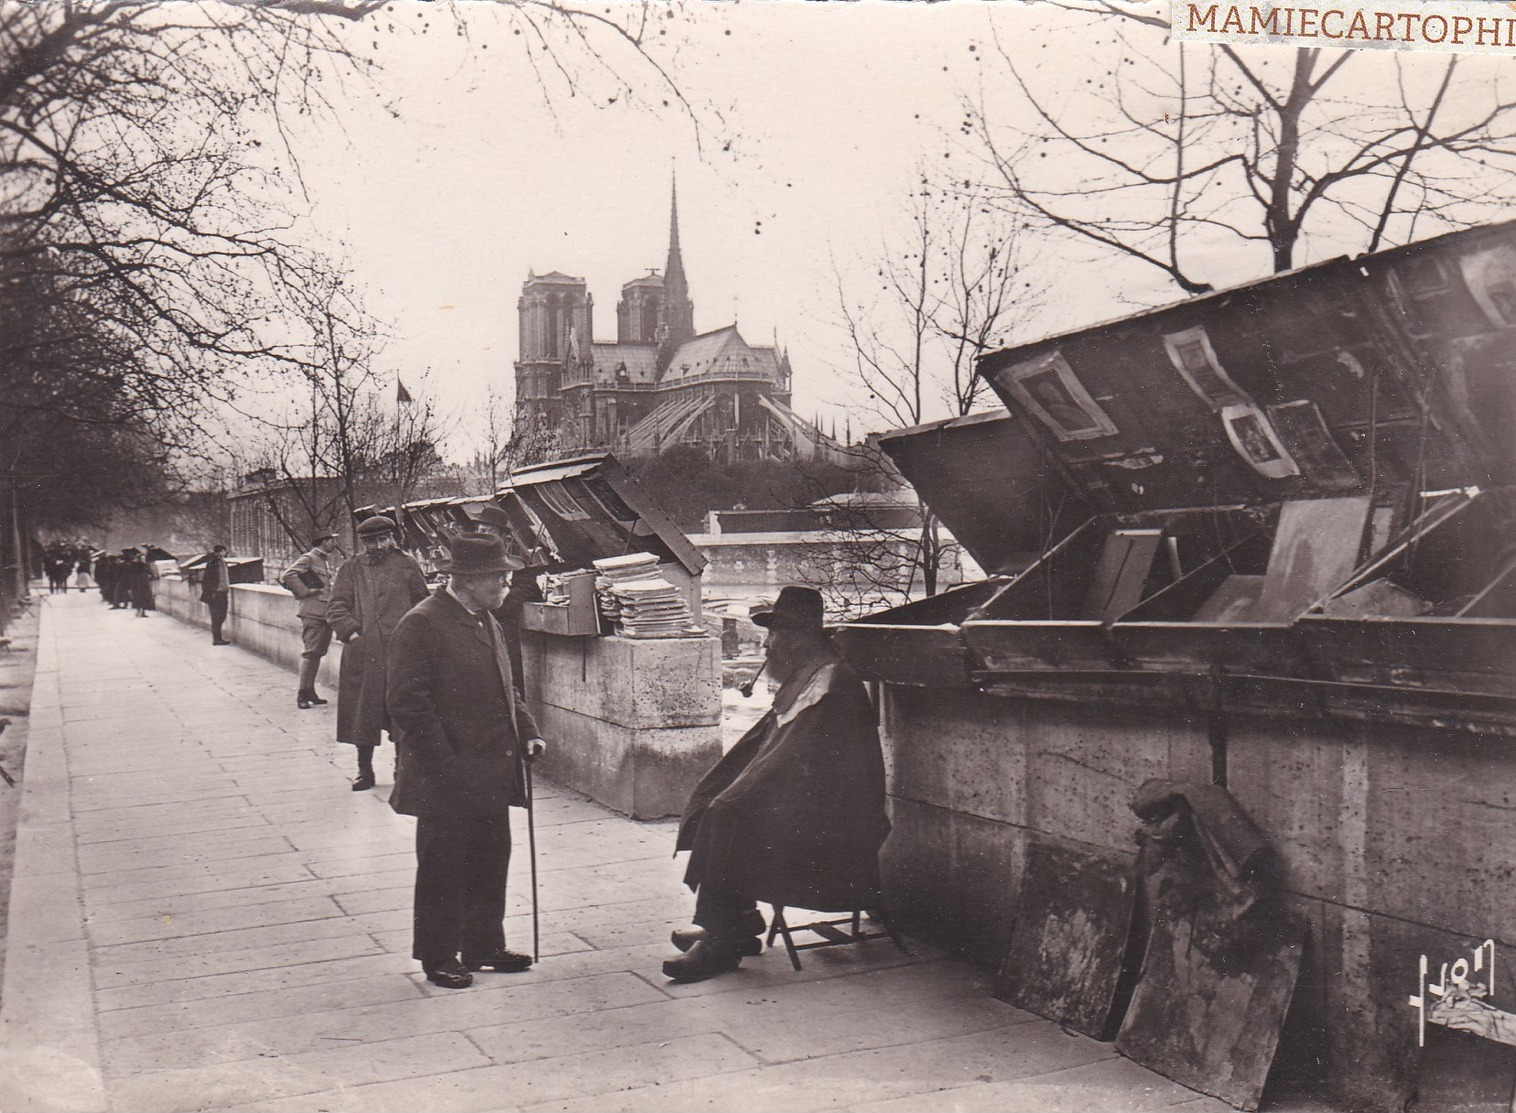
[463,950,533,973]
[212,639,231,646]
[662,938,743,983]
[307,693,329,705]
[297,694,313,710]
[670,927,764,956]
[422,959,473,989]
[351,771,376,791]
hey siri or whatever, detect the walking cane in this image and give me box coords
[525,753,540,963]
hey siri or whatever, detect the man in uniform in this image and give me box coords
[281,531,341,709]
[663,585,891,983]
[386,532,548,989]
[327,515,429,791]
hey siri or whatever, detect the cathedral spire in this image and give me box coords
[657,168,696,372]
[665,169,687,288]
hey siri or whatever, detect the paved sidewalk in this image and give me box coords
[0,593,1230,1113]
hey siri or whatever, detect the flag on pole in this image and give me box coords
[396,377,413,405]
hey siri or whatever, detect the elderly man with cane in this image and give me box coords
[386,532,548,990]
[663,584,891,983]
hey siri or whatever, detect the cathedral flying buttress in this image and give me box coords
[512,179,838,465]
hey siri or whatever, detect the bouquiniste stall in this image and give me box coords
[836,221,1516,1111]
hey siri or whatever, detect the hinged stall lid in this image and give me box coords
[976,219,1516,516]
[874,411,1091,577]
[495,454,707,577]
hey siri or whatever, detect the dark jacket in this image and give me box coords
[199,553,229,602]
[677,649,890,912]
[121,560,154,609]
[327,548,429,746]
[386,590,541,818]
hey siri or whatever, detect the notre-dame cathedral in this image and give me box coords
[513,181,836,463]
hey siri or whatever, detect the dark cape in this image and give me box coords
[676,650,890,912]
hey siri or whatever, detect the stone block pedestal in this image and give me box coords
[521,631,722,820]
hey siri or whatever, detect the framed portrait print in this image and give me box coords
[1222,403,1301,480]
[1162,325,1252,410]
[1457,245,1516,328]
[997,351,1119,442]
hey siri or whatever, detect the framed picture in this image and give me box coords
[1162,325,1251,410]
[1267,399,1360,491]
[1222,403,1300,480]
[997,351,1119,442]
[1458,245,1516,328]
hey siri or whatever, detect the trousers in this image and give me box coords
[693,887,762,941]
[206,593,229,641]
[413,810,512,964]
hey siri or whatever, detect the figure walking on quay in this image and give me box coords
[201,544,232,644]
[120,548,154,618]
[664,584,891,983]
[386,532,548,989]
[281,530,340,710]
[327,515,428,792]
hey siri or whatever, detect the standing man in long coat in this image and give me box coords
[281,530,341,710]
[327,515,428,791]
[663,584,891,983]
[386,532,548,989]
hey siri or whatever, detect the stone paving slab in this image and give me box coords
[0,593,1239,1112]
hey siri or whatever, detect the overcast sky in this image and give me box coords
[265,0,1511,461]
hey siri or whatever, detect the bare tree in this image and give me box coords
[0,0,711,602]
[972,4,1516,292]
[821,177,1034,609]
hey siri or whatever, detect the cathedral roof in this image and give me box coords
[525,270,585,285]
[591,342,660,383]
[623,273,665,290]
[660,325,783,383]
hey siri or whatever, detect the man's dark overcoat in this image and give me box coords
[385,591,541,818]
[676,649,890,912]
[327,549,428,747]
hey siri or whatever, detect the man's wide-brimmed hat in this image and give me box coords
[311,530,336,545]
[356,515,397,537]
[752,585,825,633]
[438,533,523,576]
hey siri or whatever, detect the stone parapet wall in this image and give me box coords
[876,682,1515,1111]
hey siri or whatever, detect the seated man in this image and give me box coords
[664,585,891,983]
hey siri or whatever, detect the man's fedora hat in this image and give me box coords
[438,533,524,576]
[311,530,336,545]
[752,585,825,632]
[356,515,398,537]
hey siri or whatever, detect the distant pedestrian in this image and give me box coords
[387,532,548,989]
[281,531,340,710]
[45,554,68,594]
[95,553,118,607]
[201,544,232,645]
[327,516,428,791]
[73,550,94,593]
[120,549,154,618]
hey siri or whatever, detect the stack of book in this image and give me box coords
[592,553,698,638]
